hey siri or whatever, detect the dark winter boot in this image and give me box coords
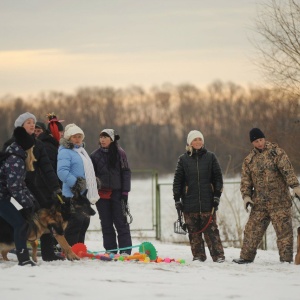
[232,258,253,264]
[40,233,65,262]
[16,249,37,266]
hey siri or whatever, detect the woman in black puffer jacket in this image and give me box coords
[173,130,225,263]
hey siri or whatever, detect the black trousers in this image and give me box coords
[96,190,132,254]
[64,211,90,246]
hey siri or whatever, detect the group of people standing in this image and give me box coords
[1,110,300,267]
[173,128,300,264]
[0,112,132,266]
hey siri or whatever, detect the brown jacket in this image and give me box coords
[240,141,299,210]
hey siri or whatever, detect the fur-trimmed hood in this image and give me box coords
[59,137,85,150]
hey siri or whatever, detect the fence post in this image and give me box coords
[154,171,161,240]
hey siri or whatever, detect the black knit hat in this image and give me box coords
[35,121,47,131]
[249,128,265,142]
[14,127,35,150]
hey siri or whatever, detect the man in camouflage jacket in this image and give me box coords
[233,128,300,264]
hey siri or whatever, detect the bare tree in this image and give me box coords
[253,0,300,96]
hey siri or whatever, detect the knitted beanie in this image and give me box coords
[249,128,265,142]
[35,122,47,131]
[64,123,85,140]
[100,129,120,141]
[187,130,204,145]
[14,112,36,128]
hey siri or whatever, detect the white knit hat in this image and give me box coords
[100,129,120,142]
[64,123,85,140]
[187,130,204,145]
[101,129,115,141]
[14,112,36,128]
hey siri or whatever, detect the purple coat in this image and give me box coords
[0,143,35,208]
[90,146,131,193]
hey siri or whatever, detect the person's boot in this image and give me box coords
[232,258,253,264]
[16,248,37,266]
[40,233,65,262]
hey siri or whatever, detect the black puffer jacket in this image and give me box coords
[173,147,223,213]
[38,131,59,175]
[90,146,131,192]
[3,136,61,207]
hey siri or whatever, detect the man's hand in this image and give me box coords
[243,196,254,212]
[293,186,300,200]
[213,197,220,208]
[121,194,128,205]
[175,201,183,211]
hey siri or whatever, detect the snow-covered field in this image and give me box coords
[1,240,299,300]
[1,176,300,300]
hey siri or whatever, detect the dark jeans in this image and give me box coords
[0,200,27,250]
[96,190,132,254]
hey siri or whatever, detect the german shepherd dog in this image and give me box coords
[0,190,96,263]
[295,227,300,265]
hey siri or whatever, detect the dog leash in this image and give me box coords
[56,194,64,204]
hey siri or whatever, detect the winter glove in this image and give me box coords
[213,196,220,208]
[71,177,86,196]
[243,196,254,212]
[121,194,128,205]
[293,186,300,200]
[96,177,101,190]
[175,201,183,211]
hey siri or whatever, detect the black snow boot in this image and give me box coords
[40,233,65,262]
[16,249,37,266]
[232,258,253,264]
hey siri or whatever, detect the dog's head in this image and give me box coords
[38,208,66,236]
[55,190,96,221]
[72,190,96,217]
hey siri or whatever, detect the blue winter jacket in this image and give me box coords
[57,139,85,198]
[0,142,35,208]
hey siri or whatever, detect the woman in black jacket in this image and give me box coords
[173,130,225,263]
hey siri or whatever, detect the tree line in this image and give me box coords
[0,81,299,176]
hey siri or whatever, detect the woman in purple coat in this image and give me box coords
[90,129,132,255]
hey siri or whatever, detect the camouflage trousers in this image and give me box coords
[183,211,225,261]
[240,207,293,262]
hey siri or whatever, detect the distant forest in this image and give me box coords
[0,81,299,176]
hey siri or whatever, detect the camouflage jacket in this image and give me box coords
[240,141,299,210]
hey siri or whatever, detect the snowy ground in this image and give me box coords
[1,176,300,299]
[0,238,299,300]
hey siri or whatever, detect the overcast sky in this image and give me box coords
[0,0,262,97]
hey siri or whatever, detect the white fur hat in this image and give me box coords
[64,123,85,140]
[187,130,204,145]
[14,112,36,128]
